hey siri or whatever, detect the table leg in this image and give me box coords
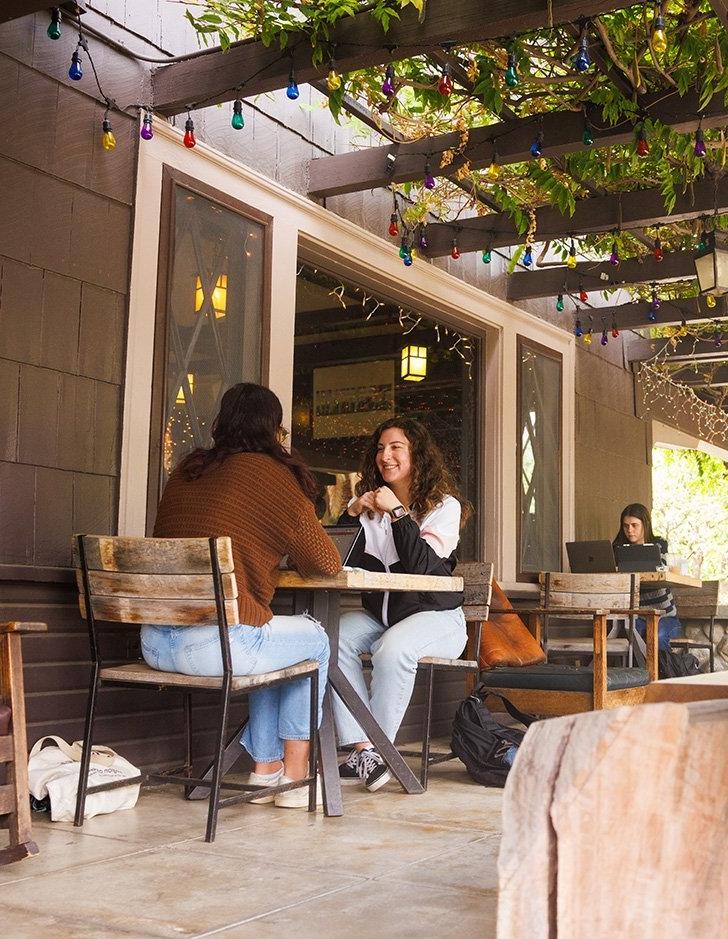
[187,721,248,801]
[310,591,344,816]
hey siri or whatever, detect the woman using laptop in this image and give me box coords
[333,418,470,792]
[612,502,682,651]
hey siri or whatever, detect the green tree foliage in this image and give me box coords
[652,447,728,580]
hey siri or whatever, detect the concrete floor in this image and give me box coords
[0,756,502,938]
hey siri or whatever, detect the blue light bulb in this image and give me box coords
[68,49,83,81]
[287,79,299,100]
[523,246,533,267]
[575,319,583,338]
[530,133,543,158]
[403,254,413,267]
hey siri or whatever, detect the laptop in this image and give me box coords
[566,540,617,574]
[614,543,662,573]
[279,525,362,571]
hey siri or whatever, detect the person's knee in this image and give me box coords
[370,635,418,673]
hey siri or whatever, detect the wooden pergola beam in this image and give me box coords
[669,364,728,386]
[507,251,698,300]
[0,1,83,23]
[308,87,725,198]
[151,0,637,116]
[423,176,728,256]
[629,338,728,363]
[579,298,726,332]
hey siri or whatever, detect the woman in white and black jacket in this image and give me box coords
[333,418,471,792]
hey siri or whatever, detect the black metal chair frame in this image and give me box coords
[670,616,716,672]
[74,535,319,843]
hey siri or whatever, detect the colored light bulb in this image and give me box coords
[419,230,428,251]
[652,12,668,55]
[101,118,116,151]
[47,8,61,40]
[382,65,395,97]
[487,160,500,181]
[231,99,245,130]
[715,330,723,348]
[183,117,196,148]
[575,319,584,338]
[573,36,591,73]
[583,331,592,345]
[600,329,609,346]
[140,112,154,140]
[388,214,399,238]
[556,293,565,312]
[451,240,460,260]
[654,236,663,261]
[706,293,717,308]
[530,132,543,158]
[609,241,620,265]
[636,127,650,157]
[403,253,413,267]
[482,250,491,264]
[423,162,436,189]
[326,67,342,92]
[612,324,620,338]
[698,229,709,252]
[678,319,688,337]
[286,64,299,100]
[567,241,577,269]
[694,128,707,158]
[579,288,589,302]
[68,49,83,81]
[438,64,453,96]
[505,52,519,88]
[399,239,410,259]
[523,246,533,267]
[650,289,661,311]
[582,124,594,147]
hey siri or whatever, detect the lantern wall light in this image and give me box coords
[401,345,427,382]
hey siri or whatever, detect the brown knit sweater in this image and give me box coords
[153,453,341,626]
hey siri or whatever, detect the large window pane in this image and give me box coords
[292,265,481,560]
[518,339,562,576]
[154,185,265,497]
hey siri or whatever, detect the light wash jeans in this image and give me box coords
[140,615,329,764]
[332,607,467,746]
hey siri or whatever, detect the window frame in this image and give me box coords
[145,166,273,532]
[516,335,563,582]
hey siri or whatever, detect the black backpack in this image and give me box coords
[451,686,536,788]
[657,648,701,679]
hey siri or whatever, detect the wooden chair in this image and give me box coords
[73,535,320,843]
[480,574,660,716]
[1,620,46,866]
[669,580,727,673]
[538,572,637,665]
[366,562,493,789]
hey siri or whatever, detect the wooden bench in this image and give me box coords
[670,579,728,672]
[1,621,46,866]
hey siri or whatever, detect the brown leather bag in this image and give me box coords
[479,580,546,669]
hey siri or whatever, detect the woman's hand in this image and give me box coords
[373,486,403,513]
[347,491,378,516]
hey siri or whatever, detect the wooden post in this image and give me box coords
[592,613,608,710]
[645,612,659,682]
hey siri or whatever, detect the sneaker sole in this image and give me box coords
[365,769,392,792]
[274,783,322,809]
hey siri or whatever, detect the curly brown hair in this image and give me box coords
[356,417,472,527]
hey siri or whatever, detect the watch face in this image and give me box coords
[392,505,407,518]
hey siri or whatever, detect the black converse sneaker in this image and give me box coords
[339,750,361,785]
[357,748,392,792]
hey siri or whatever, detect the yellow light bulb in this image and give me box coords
[567,255,577,269]
[102,130,116,151]
[652,27,667,55]
[326,69,342,91]
[487,160,500,181]
[706,293,717,308]
[583,332,592,345]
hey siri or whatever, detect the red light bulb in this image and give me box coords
[450,241,460,260]
[579,289,589,303]
[388,213,399,237]
[183,117,196,149]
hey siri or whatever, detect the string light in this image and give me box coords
[68,43,84,81]
[609,238,620,266]
[382,64,396,97]
[636,124,650,157]
[286,61,299,100]
[574,318,584,338]
[530,130,544,158]
[47,7,62,40]
[423,159,436,190]
[487,153,500,180]
[418,226,428,250]
[653,229,663,261]
[567,239,577,269]
[140,109,154,140]
[649,284,661,320]
[651,4,668,55]
[451,238,460,260]
[579,284,589,302]
[698,225,709,252]
[582,113,594,147]
[600,328,609,346]
[505,50,519,88]
[183,113,196,148]
[573,22,592,72]
[611,316,620,339]
[706,293,717,308]
[640,364,728,444]
[388,212,399,237]
[556,293,565,312]
[326,58,342,91]
[101,112,116,151]
[231,98,245,130]
[482,249,492,263]
[438,62,454,96]
[523,245,533,267]
[694,126,707,158]
[583,330,593,345]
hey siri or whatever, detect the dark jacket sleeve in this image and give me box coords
[389,516,455,576]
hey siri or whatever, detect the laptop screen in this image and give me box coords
[322,526,362,566]
[614,543,662,573]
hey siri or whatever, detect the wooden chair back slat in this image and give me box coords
[75,571,238,601]
[459,562,494,610]
[673,580,725,618]
[73,536,234,574]
[78,595,241,627]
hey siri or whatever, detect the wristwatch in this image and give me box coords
[390,505,408,520]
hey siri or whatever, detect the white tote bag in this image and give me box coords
[27,736,141,822]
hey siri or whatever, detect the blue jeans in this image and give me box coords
[332,607,467,746]
[140,615,329,763]
[636,614,683,652]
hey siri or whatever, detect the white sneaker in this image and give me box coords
[248,767,284,804]
[273,774,322,809]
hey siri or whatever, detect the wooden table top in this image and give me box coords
[639,571,703,589]
[277,569,463,593]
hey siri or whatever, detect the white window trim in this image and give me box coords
[121,121,575,581]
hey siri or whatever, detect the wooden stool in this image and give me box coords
[1,621,46,866]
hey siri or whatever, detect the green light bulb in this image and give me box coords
[556,294,565,312]
[482,250,492,264]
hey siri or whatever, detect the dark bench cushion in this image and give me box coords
[480,664,650,692]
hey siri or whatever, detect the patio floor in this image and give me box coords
[1,752,502,938]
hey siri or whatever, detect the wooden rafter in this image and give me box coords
[576,298,726,332]
[0,1,83,23]
[151,0,638,115]
[308,87,724,198]
[423,176,728,256]
[507,251,698,300]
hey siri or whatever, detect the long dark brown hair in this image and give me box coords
[356,417,472,526]
[612,502,655,547]
[178,383,318,503]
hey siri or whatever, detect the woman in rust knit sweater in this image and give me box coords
[144,383,341,808]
